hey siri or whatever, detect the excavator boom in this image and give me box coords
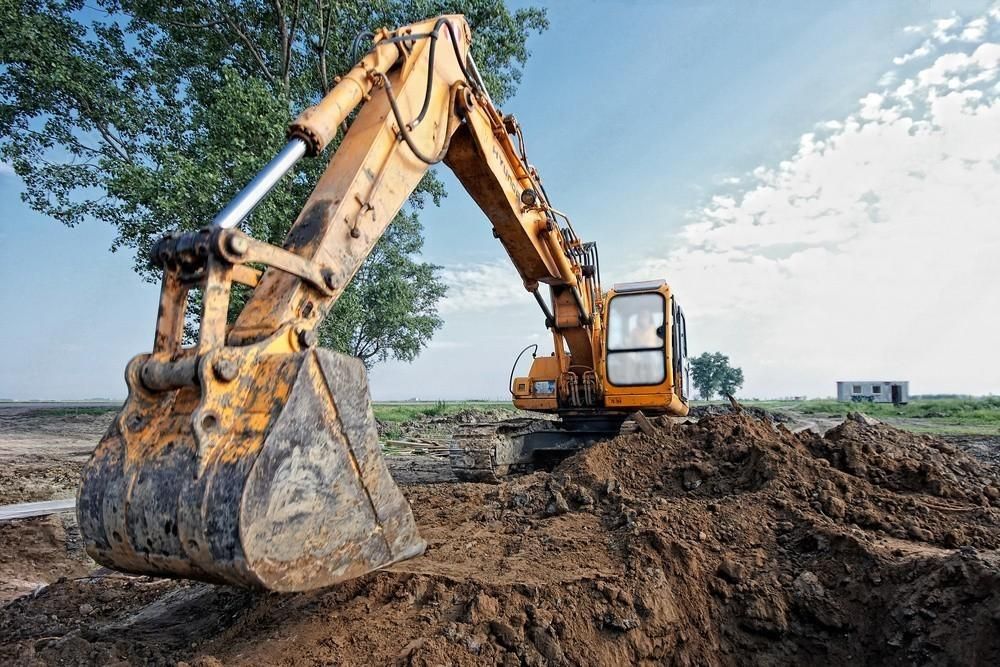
[78,14,686,592]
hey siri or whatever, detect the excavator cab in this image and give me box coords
[512,280,688,416]
[603,280,689,414]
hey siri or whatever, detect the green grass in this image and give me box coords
[372,400,516,424]
[783,397,1000,421]
[741,397,1000,435]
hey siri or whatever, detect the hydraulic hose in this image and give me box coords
[509,344,538,395]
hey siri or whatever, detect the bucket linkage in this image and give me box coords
[78,227,424,592]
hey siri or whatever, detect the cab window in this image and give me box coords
[606,293,666,385]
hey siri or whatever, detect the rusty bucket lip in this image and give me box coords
[77,348,426,592]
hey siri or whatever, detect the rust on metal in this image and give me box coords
[78,340,424,591]
[80,204,424,590]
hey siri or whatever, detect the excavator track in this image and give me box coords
[448,417,629,483]
[448,418,540,482]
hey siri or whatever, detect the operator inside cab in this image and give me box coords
[607,293,667,386]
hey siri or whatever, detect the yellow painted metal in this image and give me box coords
[79,12,689,593]
[598,283,688,416]
[288,28,401,155]
[517,281,689,418]
[79,317,425,591]
[512,355,562,411]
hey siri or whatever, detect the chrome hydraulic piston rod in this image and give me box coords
[211,138,308,229]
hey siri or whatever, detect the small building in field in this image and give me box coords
[836,380,909,404]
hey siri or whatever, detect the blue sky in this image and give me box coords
[2,1,999,400]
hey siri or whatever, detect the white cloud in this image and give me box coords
[903,24,925,34]
[438,261,527,313]
[630,8,1000,397]
[893,41,932,65]
[932,16,961,43]
[877,71,898,87]
[916,43,1000,89]
[961,17,989,42]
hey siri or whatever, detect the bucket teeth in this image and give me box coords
[77,349,425,592]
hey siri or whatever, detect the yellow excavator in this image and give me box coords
[77,14,689,593]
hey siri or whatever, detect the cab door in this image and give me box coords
[601,282,688,415]
[605,291,668,386]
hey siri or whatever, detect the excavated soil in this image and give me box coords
[2,413,1000,665]
[0,515,92,604]
[0,406,113,505]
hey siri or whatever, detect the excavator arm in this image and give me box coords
[227,15,597,373]
[77,15,649,593]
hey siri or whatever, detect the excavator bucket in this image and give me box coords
[74,13,473,590]
[77,348,425,592]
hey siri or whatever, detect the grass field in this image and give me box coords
[19,397,1000,437]
[373,401,516,423]
[743,397,1000,435]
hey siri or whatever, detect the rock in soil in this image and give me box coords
[2,413,1000,666]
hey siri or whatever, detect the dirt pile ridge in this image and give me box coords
[2,413,1000,666]
[0,515,91,604]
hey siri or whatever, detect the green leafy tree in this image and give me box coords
[690,352,744,400]
[718,363,744,398]
[0,0,547,364]
[320,212,447,367]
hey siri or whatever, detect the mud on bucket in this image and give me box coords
[77,349,426,592]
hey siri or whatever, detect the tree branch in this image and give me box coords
[163,19,224,30]
[271,0,288,85]
[284,0,301,89]
[21,128,102,158]
[208,0,275,83]
[315,0,331,93]
[73,95,133,162]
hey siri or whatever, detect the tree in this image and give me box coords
[690,352,744,400]
[718,362,744,398]
[0,0,547,364]
[321,212,447,368]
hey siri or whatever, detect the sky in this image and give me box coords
[2,0,999,400]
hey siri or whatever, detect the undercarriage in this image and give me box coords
[448,415,637,482]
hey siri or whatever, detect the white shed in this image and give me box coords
[836,381,909,404]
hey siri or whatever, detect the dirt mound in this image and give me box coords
[2,414,999,666]
[0,515,92,604]
[940,434,1000,467]
[687,403,793,424]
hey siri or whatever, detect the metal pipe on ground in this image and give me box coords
[0,498,75,523]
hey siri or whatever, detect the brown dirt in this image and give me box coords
[0,515,92,604]
[943,434,1000,467]
[2,413,1000,665]
[0,459,87,505]
[0,405,114,504]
